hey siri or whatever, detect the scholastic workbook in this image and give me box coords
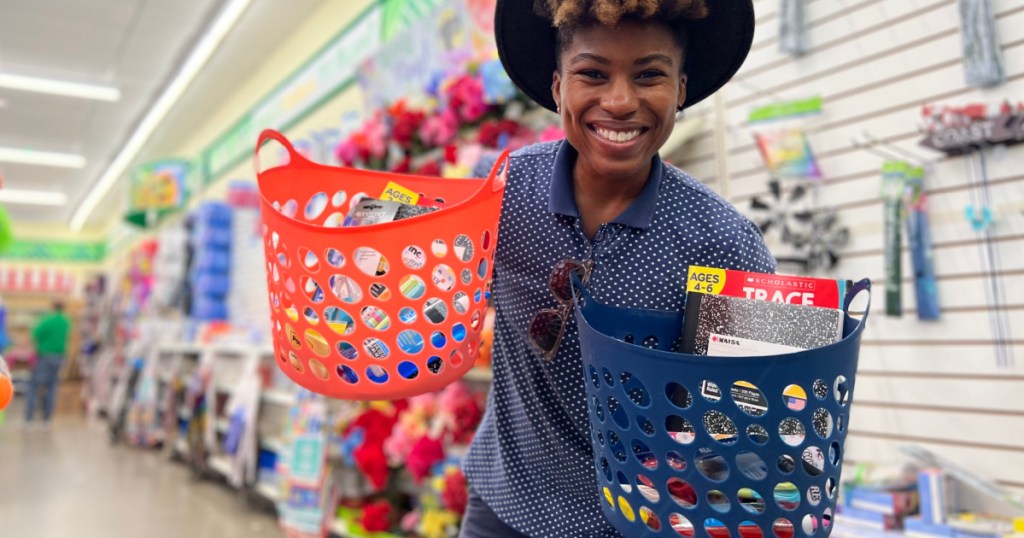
[681,266,847,356]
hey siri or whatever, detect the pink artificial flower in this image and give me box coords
[419,109,459,147]
[335,139,360,166]
[407,436,445,484]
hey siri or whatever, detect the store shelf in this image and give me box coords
[255,482,281,503]
[208,455,232,476]
[261,389,296,406]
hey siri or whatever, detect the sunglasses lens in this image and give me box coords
[529,309,565,354]
[550,260,589,303]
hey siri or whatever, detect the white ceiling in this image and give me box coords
[0,0,325,233]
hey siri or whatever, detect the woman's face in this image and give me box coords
[552,19,686,181]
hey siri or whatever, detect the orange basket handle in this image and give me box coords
[254,129,317,175]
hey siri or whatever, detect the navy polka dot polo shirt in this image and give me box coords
[463,140,776,537]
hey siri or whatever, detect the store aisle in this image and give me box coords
[0,391,281,538]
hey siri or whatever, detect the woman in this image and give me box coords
[461,1,774,536]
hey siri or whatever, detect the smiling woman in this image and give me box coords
[460,2,775,538]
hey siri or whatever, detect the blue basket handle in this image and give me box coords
[844,278,872,324]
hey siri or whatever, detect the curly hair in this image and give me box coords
[535,0,709,69]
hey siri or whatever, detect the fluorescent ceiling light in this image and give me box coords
[0,146,86,168]
[70,0,253,231]
[0,189,68,206]
[0,72,121,102]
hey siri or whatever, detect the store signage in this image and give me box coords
[748,96,823,124]
[126,159,191,227]
[919,102,1024,155]
[2,239,106,263]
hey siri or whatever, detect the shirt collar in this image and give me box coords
[548,139,664,230]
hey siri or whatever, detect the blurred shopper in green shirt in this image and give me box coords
[26,302,71,427]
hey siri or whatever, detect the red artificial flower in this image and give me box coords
[392,109,426,149]
[415,159,442,177]
[345,408,401,491]
[441,469,469,516]
[360,500,393,533]
[444,145,459,164]
[406,436,445,484]
[390,156,411,174]
[477,119,522,149]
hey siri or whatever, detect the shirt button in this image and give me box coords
[595,230,605,242]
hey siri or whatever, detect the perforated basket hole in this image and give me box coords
[461,268,473,285]
[592,396,605,422]
[284,323,301,350]
[423,298,449,324]
[704,410,738,445]
[640,335,659,349]
[301,277,325,304]
[470,310,482,331]
[608,430,627,462]
[822,509,833,529]
[603,486,615,508]
[450,349,464,368]
[667,478,697,509]
[589,367,600,389]
[600,456,612,481]
[304,192,328,221]
[732,381,768,417]
[636,415,656,436]
[337,341,358,360]
[354,247,389,277]
[481,230,493,251]
[829,442,841,466]
[602,368,615,387]
[308,358,329,381]
[452,323,467,343]
[773,482,800,511]
[362,337,391,360]
[812,409,833,439]
[837,414,846,433]
[453,292,470,314]
[695,448,730,482]
[783,384,808,412]
[620,372,651,407]
[701,380,723,402]
[337,364,358,384]
[431,239,448,258]
[360,306,392,331]
[402,245,426,270]
[399,307,417,324]
[806,486,822,507]
[637,474,660,503]
[325,307,355,336]
[617,496,636,523]
[801,446,825,477]
[737,451,768,481]
[366,365,389,384]
[477,258,489,280]
[813,379,828,400]
[707,490,730,513]
[666,451,686,471]
[596,431,605,446]
[329,275,362,304]
[325,248,346,268]
[303,329,330,357]
[616,471,633,493]
[454,234,475,262]
[396,330,425,355]
[303,307,319,325]
[738,488,766,515]
[285,276,297,295]
[399,275,427,300]
[474,289,483,304]
[669,513,695,537]
[779,418,806,447]
[280,199,298,218]
[640,506,661,532]
[825,477,837,500]
[740,521,764,538]
[704,518,730,538]
[801,515,818,536]
[287,351,304,373]
[397,361,419,380]
[632,439,657,470]
[368,283,391,301]
[331,190,347,207]
[426,356,443,374]
[665,383,693,409]
[665,415,696,445]
[323,212,345,227]
[834,376,851,406]
[772,519,794,538]
[747,424,769,445]
[777,455,796,474]
[299,248,320,273]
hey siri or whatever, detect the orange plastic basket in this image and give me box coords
[255,130,507,400]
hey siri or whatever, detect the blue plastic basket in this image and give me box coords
[573,278,870,538]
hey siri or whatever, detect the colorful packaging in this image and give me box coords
[686,265,849,309]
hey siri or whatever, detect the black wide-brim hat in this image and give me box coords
[495,0,755,112]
